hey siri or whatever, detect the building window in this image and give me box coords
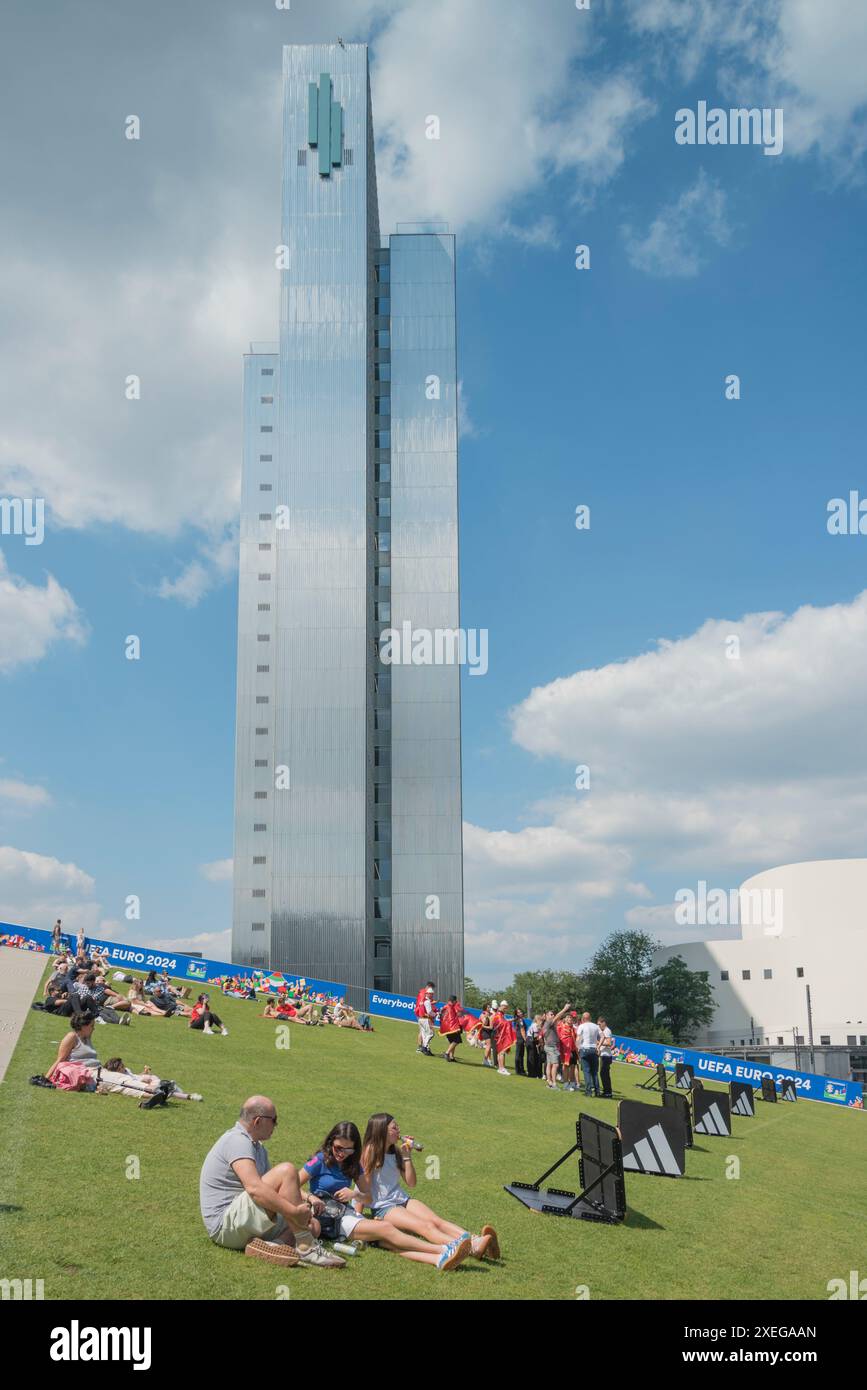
[373,859,391,880]
[297,148,307,166]
[374,531,390,552]
[820,1035,830,1045]
[796,967,804,978]
[254,759,268,768]
[260,395,274,404]
[256,665,269,673]
[257,633,270,642]
[375,263,390,284]
[252,889,266,898]
[258,573,271,581]
[258,543,271,552]
[375,602,391,622]
[375,430,390,449]
[260,454,273,462]
[261,368,274,376]
[258,604,270,612]
[720,970,729,981]
[254,791,267,799]
[253,823,266,831]
[374,709,390,732]
[253,856,266,865]
[260,425,273,433]
[374,897,391,918]
[256,696,269,704]
[376,497,391,518]
[741,970,751,981]
[847,1035,856,1046]
[763,969,772,979]
[777,1036,783,1045]
[260,483,272,491]
[251,923,265,932]
[739,1039,745,1046]
[343,147,353,166]
[376,565,391,587]
[861,1036,867,1047]
[255,727,268,735]
[374,939,391,958]
[374,748,389,767]
[375,330,390,349]
[795,1034,804,1044]
[375,462,390,484]
[373,975,391,990]
[259,512,272,522]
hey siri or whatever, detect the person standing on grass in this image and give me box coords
[542,1003,573,1089]
[51,919,63,955]
[577,1012,602,1097]
[76,927,86,957]
[557,1012,578,1092]
[199,1096,345,1269]
[597,1017,614,1098]
[491,1001,516,1076]
[438,995,464,1062]
[358,1113,498,1267]
[414,982,436,1056]
[512,1007,528,1076]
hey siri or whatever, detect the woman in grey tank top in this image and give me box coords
[54,1015,100,1073]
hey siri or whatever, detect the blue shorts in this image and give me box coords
[373,1198,410,1220]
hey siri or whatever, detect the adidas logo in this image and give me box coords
[622,1122,683,1176]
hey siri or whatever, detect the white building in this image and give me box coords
[653,859,867,1071]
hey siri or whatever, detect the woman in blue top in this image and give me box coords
[298,1122,471,1269]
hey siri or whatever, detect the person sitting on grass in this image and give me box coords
[150,982,192,1017]
[199,1096,345,1269]
[127,978,166,1015]
[298,1122,472,1270]
[49,1014,101,1087]
[190,993,228,1036]
[332,1000,364,1030]
[358,1113,499,1265]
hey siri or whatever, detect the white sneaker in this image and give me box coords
[189,1093,203,1102]
[221,1028,228,1036]
[203,1025,214,1034]
[497,1067,510,1075]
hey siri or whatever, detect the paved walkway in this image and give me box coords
[0,946,47,1083]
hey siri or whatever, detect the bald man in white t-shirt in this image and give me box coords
[577,1013,601,1097]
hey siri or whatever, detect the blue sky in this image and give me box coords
[2,0,867,982]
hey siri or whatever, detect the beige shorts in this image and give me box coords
[212,1191,288,1250]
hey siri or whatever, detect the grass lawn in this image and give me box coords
[0,962,864,1301]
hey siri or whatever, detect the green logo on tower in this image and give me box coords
[308,73,343,177]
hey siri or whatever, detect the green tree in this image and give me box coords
[652,956,715,1044]
[463,977,497,1009]
[583,930,656,1035]
[510,970,584,1016]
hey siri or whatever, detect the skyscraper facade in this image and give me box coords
[232,43,464,1006]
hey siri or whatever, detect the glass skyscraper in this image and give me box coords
[232,43,464,1006]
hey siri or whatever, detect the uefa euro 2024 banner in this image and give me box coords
[0,920,346,1002]
[614,1034,863,1110]
[4,919,863,1109]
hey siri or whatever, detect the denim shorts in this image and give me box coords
[373,1198,410,1220]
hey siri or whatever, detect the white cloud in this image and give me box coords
[463,591,867,979]
[0,551,87,672]
[0,845,117,940]
[626,0,867,173]
[200,858,233,883]
[623,169,731,277]
[156,526,239,608]
[149,928,232,961]
[0,779,51,810]
[372,0,652,235]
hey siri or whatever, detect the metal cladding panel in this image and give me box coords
[387,233,464,999]
[232,351,279,968]
[253,44,374,1003]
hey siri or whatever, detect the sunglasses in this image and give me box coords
[332,1144,355,1155]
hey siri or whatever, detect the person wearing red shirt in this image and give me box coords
[491,1001,517,1076]
[414,983,436,1057]
[189,993,228,1036]
[439,996,465,1063]
[557,1014,578,1091]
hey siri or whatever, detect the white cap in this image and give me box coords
[499,1000,508,1008]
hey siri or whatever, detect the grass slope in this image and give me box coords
[0,964,864,1301]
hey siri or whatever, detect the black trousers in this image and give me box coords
[191,1010,223,1029]
[526,1041,542,1079]
[514,1035,526,1075]
[600,1055,612,1095]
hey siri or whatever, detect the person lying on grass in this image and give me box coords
[357,1113,500,1263]
[96,1057,202,1101]
[298,1122,472,1270]
[199,1095,345,1270]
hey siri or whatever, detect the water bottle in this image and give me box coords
[333,1241,360,1256]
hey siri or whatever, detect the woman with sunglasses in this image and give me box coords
[298,1122,472,1269]
[358,1113,500,1262]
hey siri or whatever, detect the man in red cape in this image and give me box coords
[491,1001,517,1076]
[439,995,467,1063]
[415,982,436,1056]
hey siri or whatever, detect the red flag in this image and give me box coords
[414,987,428,1019]
[493,1013,517,1054]
[439,1001,464,1034]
